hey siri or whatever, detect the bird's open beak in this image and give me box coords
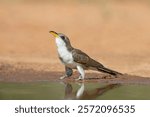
[49,31,58,38]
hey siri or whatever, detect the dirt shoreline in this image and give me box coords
[0,61,150,84]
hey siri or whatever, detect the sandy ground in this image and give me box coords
[0,62,150,84]
[0,1,150,83]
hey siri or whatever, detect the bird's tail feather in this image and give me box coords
[97,66,122,76]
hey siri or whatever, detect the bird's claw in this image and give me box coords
[60,75,67,80]
[75,76,84,81]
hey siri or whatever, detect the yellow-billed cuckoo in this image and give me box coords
[49,31,122,80]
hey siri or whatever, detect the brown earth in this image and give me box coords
[0,1,150,83]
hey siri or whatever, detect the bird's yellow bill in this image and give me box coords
[49,31,58,38]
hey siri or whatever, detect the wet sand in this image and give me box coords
[0,1,150,84]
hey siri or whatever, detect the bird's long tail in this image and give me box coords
[97,66,122,76]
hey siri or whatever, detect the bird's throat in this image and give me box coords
[55,37,65,47]
[55,37,73,51]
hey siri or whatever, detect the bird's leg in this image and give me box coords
[60,66,73,79]
[76,65,85,80]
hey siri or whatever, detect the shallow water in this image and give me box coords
[0,82,150,100]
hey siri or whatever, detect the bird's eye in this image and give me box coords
[60,36,65,40]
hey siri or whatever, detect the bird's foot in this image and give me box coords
[75,76,84,81]
[60,75,67,80]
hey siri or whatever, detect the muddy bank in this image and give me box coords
[0,62,150,84]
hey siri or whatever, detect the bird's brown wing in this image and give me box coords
[72,49,122,76]
[72,49,89,65]
[72,49,104,67]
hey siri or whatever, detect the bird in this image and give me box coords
[49,31,122,80]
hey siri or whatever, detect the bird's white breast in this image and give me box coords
[57,45,73,63]
[55,37,76,68]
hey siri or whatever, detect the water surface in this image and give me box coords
[0,82,150,100]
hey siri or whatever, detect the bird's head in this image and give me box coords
[49,31,71,47]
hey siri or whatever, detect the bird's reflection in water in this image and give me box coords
[62,82,120,100]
